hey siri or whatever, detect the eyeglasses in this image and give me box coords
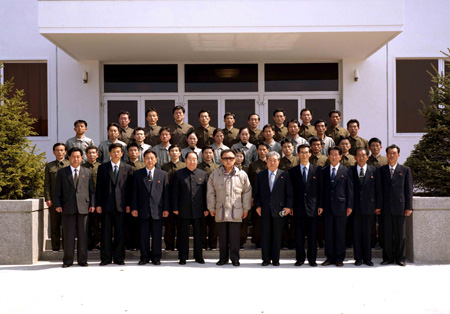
[222,157,235,161]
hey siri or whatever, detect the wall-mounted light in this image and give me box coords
[354,68,359,82]
[83,70,88,84]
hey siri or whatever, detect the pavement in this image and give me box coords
[1,258,449,314]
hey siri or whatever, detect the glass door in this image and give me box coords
[222,96,260,129]
[103,96,140,141]
[142,96,180,128]
[183,96,220,128]
[301,95,340,123]
[263,96,302,125]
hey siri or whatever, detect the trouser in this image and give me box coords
[346,214,354,248]
[240,216,248,247]
[49,205,63,250]
[295,216,318,264]
[124,213,139,250]
[323,214,347,263]
[217,222,241,262]
[260,216,284,263]
[87,211,101,250]
[100,211,125,264]
[139,218,163,262]
[317,215,325,248]
[251,206,261,246]
[164,211,180,250]
[353,214,374,263]
[179,218,203,261]
[281,214,296,249]
[382,214,406,263]
[202,215,217,249]
[62,213,88,265]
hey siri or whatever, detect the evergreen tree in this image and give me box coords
[0,65,46,199]
[405,50,450,196]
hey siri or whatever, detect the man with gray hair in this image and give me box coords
[254,151,294,266]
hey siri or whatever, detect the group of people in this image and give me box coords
[44,105,413,268]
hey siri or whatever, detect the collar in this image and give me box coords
[330,163,340,174]
[390,163,398,171]
[357,164,367,173]
[70,165,80,173]
[111,161,120,169]
[146,167,155,176]
[300,163,310,171]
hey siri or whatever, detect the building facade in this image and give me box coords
[1,0,449,163]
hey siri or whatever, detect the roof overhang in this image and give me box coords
[38,0,404,62]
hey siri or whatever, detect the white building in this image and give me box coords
[1,0,449,163]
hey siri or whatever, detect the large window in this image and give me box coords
[396,60,438,133]
[104,64,178,93]
[3,63,48,136]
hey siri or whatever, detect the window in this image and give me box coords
[104,65,178,93]
[3,63,48,136]
[396,60,438,133]
[185,64,258,92]
[265,63,338,92]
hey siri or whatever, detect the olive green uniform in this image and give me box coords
[274,125,288,142]
[167,122,194,149]
[222,127,239,148]
[249,128,264,145]
[118,126,134,144]
[195,125,216,149]
[279,155,300,171]
[367,155,388,168]
[126,160,146,173]
[299,124,317,140]
[144,124,162,147]
[340,153,356,167]
[325,125,349,144]
[349,136,369,156]
[310,153,329,167]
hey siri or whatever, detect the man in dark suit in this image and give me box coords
[318,146,353,267]
[289,144,321,267]
[55,147,95,268]
[172,151,209,265]
[350,148,382,266]
[96,143,133,266]
[254,151,294,266]
[131,150,170,265]
[379,144,413,266]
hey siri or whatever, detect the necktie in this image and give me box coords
[390,168,394,179]
[331,168,336,182]
[359,167,365,185]
[74,168,78,186]
[269,171,275,192]
[302,167,307,183]
[114,165,118,183]
[148,170,153,182]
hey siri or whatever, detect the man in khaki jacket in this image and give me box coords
[207,149,252,266]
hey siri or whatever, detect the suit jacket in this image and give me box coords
[350,165,382,215]
[54,166,95,215]
[96,162,133,213]
[289,164,320,218]
[379,164,413,216]
[172,168,208,219]
[254,169,294,219]
[318,165,353,217]
[131,167,170,220]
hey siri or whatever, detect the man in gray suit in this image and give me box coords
[55,147,96,268]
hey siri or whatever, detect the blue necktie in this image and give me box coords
[302,167,307,183]
[269,172,275,192]
[331,167,336,182]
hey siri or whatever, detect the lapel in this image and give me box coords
[362,166,372,187]
[150,169,160,193]
[333,166,345,187]
[66,166,76,189]
[306,165,314,183]
[115,163,126,186]
[143,169,151,192]
[107,163,116,184]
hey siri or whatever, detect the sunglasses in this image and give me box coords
[222,157,235,161]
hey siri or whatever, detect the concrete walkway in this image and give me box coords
[1,258,449,314]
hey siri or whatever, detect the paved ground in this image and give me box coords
[1,258,449,314]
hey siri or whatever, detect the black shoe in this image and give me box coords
[365,261,374,266]
[116,261,125,266]
[272,261,280,266]
[138,261,147,265]
[99,262,109,266]
[294,261,303,267]
[62,264,71,268]
[232,260,240,266]
[262,261,270,266]
[309,262,317,267]
[355,261,362,266]
[195,259,205,264]
[380,260,393,265]
[216,260,228,266]
[397,261,406,267]
[152,260,161,265]
[321,259,332,266]
[179,260,186,265]
[336,261,344,267]
[79,263,88,267]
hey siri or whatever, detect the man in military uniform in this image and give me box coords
[126,142,146,172]
[222,112,239,148]
[309,137,328,167]
[347,119,369,156]
[97,123,127,163]
[338,137,357,167]
[144,108,162,147]
[326,110,349,143]
[285,119,309,156]
[44,143,70,251]
[65,120,94,162]
[248,141,270,248]
[197,146,220,250]
[82,146,102,250]
[367,137,389,168]
[260,124,282,155]
[273,109,288,142]
[299,108,317,139]
[117,111,134,144]
[248,113,264,145]
[168,105,194,149]
[313,119,335,156]
[195,109,216,149]
[132,127,151,161]
[153,127,172,169]
[161,145,186,251]
[279,138,299,171]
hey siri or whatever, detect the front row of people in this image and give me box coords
[53,143,412,268]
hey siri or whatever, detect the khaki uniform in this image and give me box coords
[197,161,220,178]
[222,127,239,148]
[249,128,264,145]
[126,160,146,173]
[81,161,101,188]
[340,153,356,167]
[195,125,216,149]
[144,124,162,147]
[248,159,267,187]
[349,136,369,156]
[274,125,288,142]
[367,155,388,168]
[325,125,349,144]
[310,153,329,167]
[279,155,300,171]
[168,122,194,149]
[118,126,134,144]
[299,124,317,140]
[161,160,186,184]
